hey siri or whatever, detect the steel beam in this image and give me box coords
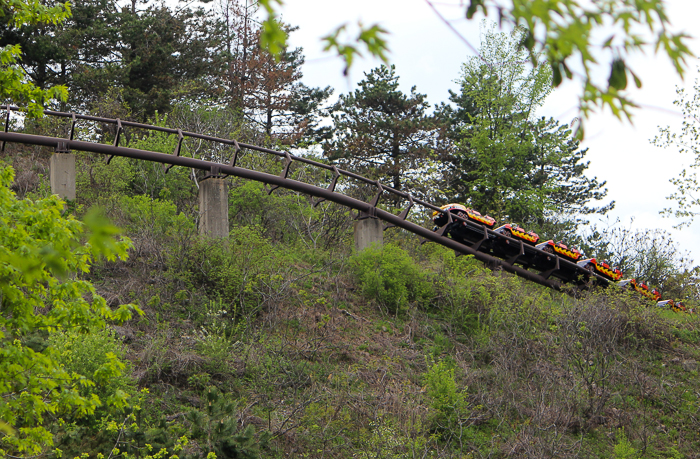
[0,130,570,291]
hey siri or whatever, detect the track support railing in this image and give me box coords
[0,104,616,293]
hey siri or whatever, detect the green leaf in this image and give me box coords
[357,23,390,62]
[630,69,642,89]
[259,18,288,58]
[552,62,562,87]
[608,58,627,90]
[0,164,136,456]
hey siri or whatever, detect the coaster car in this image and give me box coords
[657,299,672,308]
[535,240,582,261]
[638,282,662,301]
[495,223,539,245]
[672,300,687,313]
[657,299,687,312]
[619,279,661,301]
[432,203,496,229]
[576,258,623,281]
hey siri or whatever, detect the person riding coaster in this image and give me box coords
[428,203,689,312]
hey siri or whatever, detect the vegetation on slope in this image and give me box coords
[3,144,700,458]
[1,3,698,456]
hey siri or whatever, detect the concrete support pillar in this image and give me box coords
[354,217,383,252]
[50,153,76,200]
[198,177,229,238]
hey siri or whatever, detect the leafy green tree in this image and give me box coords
[438,23,553,139]
[463,0,691,127]
[444,24,610,229]
[653,73,700,229]
[0,166,141,456]
[0,0,69,116]
[585,223,698,300]
[324,64,448,200]
[440,24,552,220]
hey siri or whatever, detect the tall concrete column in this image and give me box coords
[354,216,383,252]
[198,177,229,238]
[50,153,76,200]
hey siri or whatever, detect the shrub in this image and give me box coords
[116,194,196,264]
[49,325,133,407]
[424,360,466,416]
[423,359,492,452]
[76,154,136,207]
[613,429,637,459]
[420,244,491,335]
[229,180,352,249]
[181,225,289,319]
[194,298,246,369]
[350,244,433,315]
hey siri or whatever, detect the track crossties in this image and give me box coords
[0,105,611,292]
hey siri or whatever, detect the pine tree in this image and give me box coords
[186,387,268,459]
[324,64,449,201]
[118,4,217,119]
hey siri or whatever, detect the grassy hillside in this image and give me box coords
[5,147,700,458]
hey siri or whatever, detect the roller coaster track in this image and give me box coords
[0,105,613,293]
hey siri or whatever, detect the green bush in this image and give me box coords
[49,324,133,409]
[350,244,433,315]
[424,359,465,416]
[229,180,352,249]
[423,359,493,451]
[181,225,287,318]
[420,244,489,334]
[116,194,196,263]
[76,154,136,207]
[613,429,637,459]
[118,195,194,235]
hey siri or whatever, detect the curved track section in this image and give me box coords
[0,105,611,292]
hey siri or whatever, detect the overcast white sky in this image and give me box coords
[278,0,700,264]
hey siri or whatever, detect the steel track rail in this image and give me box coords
[0,130,578,290]
[0,105,614,292]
